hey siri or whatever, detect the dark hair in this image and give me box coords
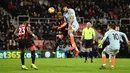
[108,24,115,29]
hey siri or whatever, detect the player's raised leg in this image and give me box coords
[68,26,79,56]
[63,6,79,56]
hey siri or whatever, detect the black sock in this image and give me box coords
[90,51,93,61]
[21,52,25,65]
[31,50,36,64]
[41,50,44,57]
[84,52,88,61]
[54,38,62,52]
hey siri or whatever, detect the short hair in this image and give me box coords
[57,12,62,16]
[115,25,120,27]
[62,4,68,8]
[108,24,115,29]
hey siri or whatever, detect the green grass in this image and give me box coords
[0,58,130,73]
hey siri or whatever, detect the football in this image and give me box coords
[48,7,55,13]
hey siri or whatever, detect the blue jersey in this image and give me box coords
[63,8,79,27]
[101,29,128,50]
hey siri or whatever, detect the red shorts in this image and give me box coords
[20,45,36,51]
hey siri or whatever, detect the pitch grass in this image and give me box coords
[0,58,130,73]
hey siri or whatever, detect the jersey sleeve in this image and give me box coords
[101,32,108,45]
[119,32,129,43]
[92,28,96,37]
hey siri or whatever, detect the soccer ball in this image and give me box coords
[48,7,55,13]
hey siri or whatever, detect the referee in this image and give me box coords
[81,22,96,63]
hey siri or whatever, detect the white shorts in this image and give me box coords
[71,21,79,32]
[103,45,119,56]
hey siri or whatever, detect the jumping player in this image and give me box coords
[99,24,129,69]
[53,12,68,53]
[14,19,38,70]
[59,5,79,56]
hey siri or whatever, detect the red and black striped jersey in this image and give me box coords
[57,19,68,32]
[17,23,29,39]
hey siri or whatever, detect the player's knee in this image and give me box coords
[72,43,76,47]
[69,33,73,36]
[111,55,115,58]
[102,51,106,54]
[68,29,74,34]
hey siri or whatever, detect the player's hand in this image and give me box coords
[80,41,82,46]
[34,36,38,40]
[15,33,19,37]
[93,40,96,44]
[57,27,61,30]
[128,41,130,45]
[33,35,38,40]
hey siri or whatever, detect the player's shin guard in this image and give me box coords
[31,50,36,64]
[111,55,115,68]
[102,53,106,66]
[69,33,76,50]
[21,52,25,65]
[90,51,93,62]
[109,54,112,62]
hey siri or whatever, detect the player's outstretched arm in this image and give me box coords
[14,29,19,37]
[98,32,108,47]
[120,32,129,43]
[58,22,67,29]
[27,27,38,40]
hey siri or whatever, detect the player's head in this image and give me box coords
[115,25,120,31]
[86,22,92,28]
[57,12,63,20]
[108,24,115,30]
[63,5,68,12]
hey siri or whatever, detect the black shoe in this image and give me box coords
[99,65,106,69]
[91,60,93,63]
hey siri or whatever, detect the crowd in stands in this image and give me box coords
[0,7,16,50]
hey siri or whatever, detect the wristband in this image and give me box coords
[32,34,35,37]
